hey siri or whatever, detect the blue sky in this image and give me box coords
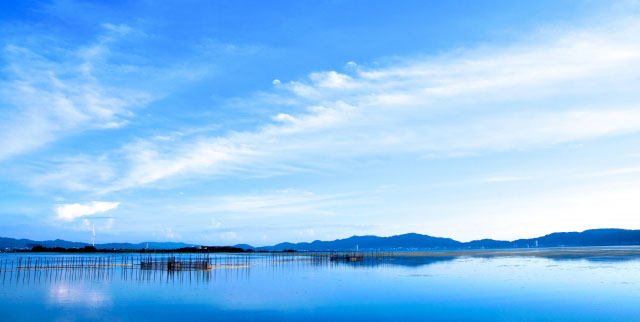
[2,0,640,246]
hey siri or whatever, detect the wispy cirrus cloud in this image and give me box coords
[107,189,375,245]
[0,24,151,161]
[122,189,354,224]
[28,16,640,193]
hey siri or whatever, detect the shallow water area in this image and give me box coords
[1,249,640,321]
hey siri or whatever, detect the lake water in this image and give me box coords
[1,251,640,321]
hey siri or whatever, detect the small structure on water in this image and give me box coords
[330,253,364,262]
[140,256,213,271]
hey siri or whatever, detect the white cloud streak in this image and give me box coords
[484,176,530,183]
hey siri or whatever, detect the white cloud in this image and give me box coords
[344,61,357,70]
[29,17,640,192]
[484,176,530,183]
[56,201,120,221]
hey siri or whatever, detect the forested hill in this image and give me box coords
[247,229,640,251]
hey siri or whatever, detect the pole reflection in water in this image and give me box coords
[0,252,396,286]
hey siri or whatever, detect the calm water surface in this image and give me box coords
[1,252,639,321]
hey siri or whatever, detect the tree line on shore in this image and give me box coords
[19,245,285,253]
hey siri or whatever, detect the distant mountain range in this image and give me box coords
[2,229,640,251]
[245,228,640,251]
[0,237,194,250]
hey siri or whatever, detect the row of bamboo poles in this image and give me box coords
[0,252,396,286]
[0,259,248,286]
[0,251,396,273]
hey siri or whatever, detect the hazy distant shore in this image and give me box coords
[391,246,640,258]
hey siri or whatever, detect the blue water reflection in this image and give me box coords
[1,252,639,321]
